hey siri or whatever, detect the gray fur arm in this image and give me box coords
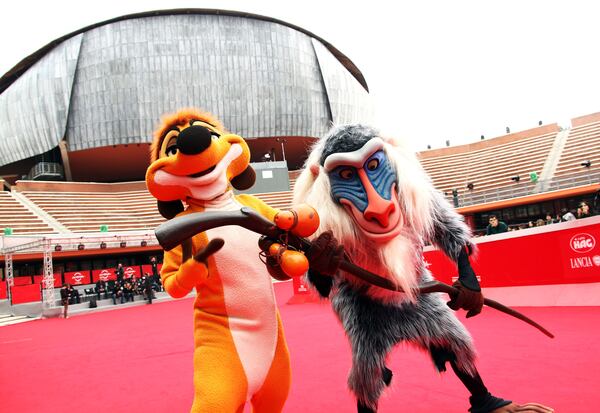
[429,190,480,291]
[306,269,333,298]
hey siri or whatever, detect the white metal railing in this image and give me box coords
[27,162,64,181]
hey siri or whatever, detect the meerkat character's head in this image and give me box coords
[146,108,255,218]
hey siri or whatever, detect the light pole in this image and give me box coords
[276,138,287,162]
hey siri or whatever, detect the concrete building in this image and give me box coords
[0,9,373,184]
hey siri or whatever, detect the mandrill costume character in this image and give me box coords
[293,125,553,413]
[146,109,291,412]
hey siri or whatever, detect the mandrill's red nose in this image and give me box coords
[364,198,395,227]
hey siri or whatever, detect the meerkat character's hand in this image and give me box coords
[164,238,225,298]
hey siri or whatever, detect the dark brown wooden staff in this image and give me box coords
[155,207,554,338]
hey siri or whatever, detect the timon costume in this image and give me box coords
[146,109,291,413]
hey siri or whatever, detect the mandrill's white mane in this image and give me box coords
[293,132,438,302]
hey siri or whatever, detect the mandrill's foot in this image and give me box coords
[489,402,554,413]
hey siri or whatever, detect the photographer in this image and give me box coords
[60,283,70,318]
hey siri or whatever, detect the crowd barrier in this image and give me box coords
[11,284,41,304]
[4,264,163,305]
[424,215,600,287]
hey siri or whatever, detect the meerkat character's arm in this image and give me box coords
[160,233,223,298]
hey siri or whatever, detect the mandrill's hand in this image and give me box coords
[447,280,484,318]
[305,231,344,277]
[490,402,554,412]
[258,236,292,281]
[448,244,484,317]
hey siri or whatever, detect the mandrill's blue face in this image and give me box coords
[329,150,396,211]
[324,138,402,243]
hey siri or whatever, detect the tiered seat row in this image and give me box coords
[288,170,302,191]
[0,191,56,235]
[19,188,164,232]
[554,117,600,179]
[3,114,597,236]
[253,191,294,210]
[419,127,558,195]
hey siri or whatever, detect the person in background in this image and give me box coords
[115,263,124,283]
[96,279,107,300]
[112,281,124,305]
[486,215,508,235]
[561,208,576,222]
[68,284,81,304]
[545,213,554,225]
[577,201,591,218]
[143,273,155,304]
[60,283,70,318]
[123,279,134,302]
[150,257,161,290]
[535,218,546,227]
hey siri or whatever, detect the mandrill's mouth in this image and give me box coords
[340,185,403,243]
[189,165,216,178]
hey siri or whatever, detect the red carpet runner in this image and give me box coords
[1,282,598,412]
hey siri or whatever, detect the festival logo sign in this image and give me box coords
[124,266,139,278]
[65,270,91,285]
[570,233,596,253]
[71,272,84,284]
[98,269,111,281]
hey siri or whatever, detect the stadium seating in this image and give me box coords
[1,115,599,235]
[19,188,164,232]
[554,114,600,180]
[419,125,559,198]
[0,191,56,234]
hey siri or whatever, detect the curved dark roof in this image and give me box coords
[0,8,368,95]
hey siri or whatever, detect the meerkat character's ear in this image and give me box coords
[157,200,185,220]
[230,165,256,190]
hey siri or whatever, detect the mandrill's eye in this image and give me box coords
[165,145,178,156]
[366,158,379,171]
[339,168,355,180]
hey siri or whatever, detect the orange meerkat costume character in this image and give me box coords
[146,109,291,413]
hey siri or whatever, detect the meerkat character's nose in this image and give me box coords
[177,125,213,155]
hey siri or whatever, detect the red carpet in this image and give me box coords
[1,282,599,412]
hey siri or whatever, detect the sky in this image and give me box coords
[2,0,600,151]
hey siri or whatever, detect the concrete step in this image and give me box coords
[64,291,177,316]
[0,315,34,327]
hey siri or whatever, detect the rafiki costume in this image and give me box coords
[293,124,553,413]
[146,109,290,412]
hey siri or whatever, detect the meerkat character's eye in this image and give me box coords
[210,131,220,140]
[339,168,355,180]
[166,145,178,156]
